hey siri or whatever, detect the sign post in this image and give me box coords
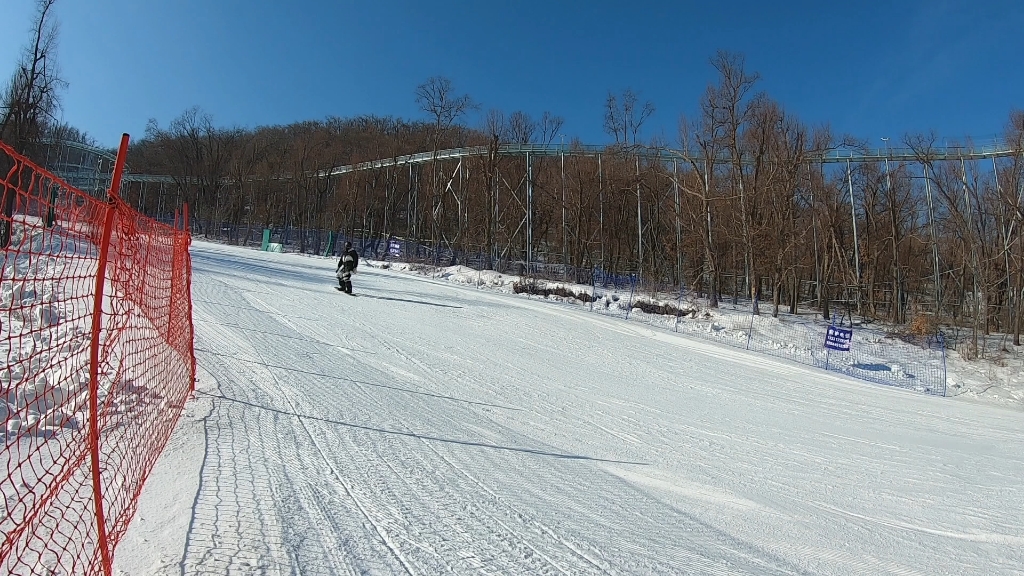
[746,297,758,350]
[823,318,853,371]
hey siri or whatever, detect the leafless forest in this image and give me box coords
[39,55,1024,353]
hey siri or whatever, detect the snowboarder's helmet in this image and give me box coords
[345,242,352,248]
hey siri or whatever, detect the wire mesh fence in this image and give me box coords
[540,279,948,397]
[1,137,195,575]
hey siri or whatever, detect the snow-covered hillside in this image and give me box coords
[376,259,1024,409]
[115,241,1024,575]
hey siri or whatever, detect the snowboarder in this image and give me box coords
[336,241,359,294]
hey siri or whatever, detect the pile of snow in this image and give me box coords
[2,219,94,440]
[371,260,520,291]
[1,217,173,442]
[2,215,191,574]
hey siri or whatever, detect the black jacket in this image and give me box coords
[337,248,359,273]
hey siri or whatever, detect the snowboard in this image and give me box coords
[335,286,356,296]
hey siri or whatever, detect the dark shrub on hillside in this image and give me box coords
[512,280,595,303]
[631,299,696,317]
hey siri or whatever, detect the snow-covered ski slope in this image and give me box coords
[115,241,1024,575]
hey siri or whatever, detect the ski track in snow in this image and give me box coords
[114,241,1024,575]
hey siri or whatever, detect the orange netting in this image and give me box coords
[0,137,195,575]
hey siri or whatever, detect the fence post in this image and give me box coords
[87,133,129,576]
[674,285,684,332]
[625,274,637,320]
[824,313,837,372]
[169,208,181,364]
[45,183,58,227]
[939,331,947,397]
[746,297,757,350]
[590,267,597,312]
[183,202,196,393]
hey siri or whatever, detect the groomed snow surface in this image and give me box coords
[114,241,1024,575]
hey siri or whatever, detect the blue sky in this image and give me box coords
[2,0,1022,149]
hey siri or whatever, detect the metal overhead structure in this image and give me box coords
[44,137,1017,186]
[317,139,1020,178]
[39,139,120,195]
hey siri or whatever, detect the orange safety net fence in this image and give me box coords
[0,136,195,576]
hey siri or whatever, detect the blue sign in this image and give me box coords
[388,240,401,257]
[824,325,853,351]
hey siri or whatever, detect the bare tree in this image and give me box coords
[538,111,565,145]
[484,109,508,144]
[414,76,476,255]
[0,0,63,150]
[604,89,655,148]
[227,131,268,245]
[678,80,728,307]
[481,109,510,265]
[1004,111,1024,345]
[507,111,535,144]
[143,106,236,235]
[46,121,96,147]
[1,0,64,248]
[708,51,761,312]
[415,76,476,152]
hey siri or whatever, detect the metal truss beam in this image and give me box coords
[42,138,1024,186]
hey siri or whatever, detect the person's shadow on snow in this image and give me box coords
[358,292,463,309]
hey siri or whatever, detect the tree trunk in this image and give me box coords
[790,275,799,315]
[772,278,781,318]
[0,157,17,249]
